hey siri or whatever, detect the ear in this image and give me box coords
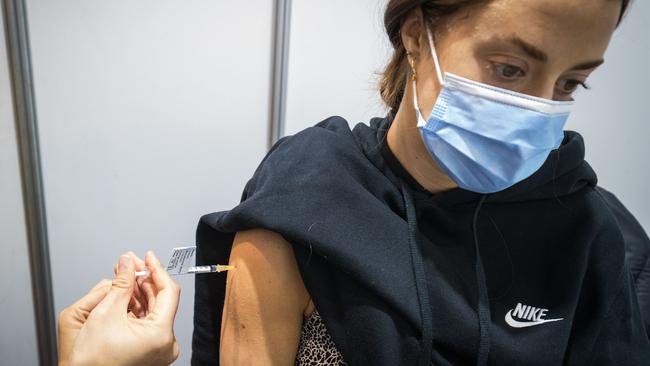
[400,7,426,59]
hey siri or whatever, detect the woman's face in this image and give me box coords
[407,0,622,117]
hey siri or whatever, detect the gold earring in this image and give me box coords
[406,50,417,81]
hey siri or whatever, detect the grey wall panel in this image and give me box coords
[0,4,39,365]
[25,1,273,364]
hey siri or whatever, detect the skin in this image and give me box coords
[220,229,313,365]
[220,1,623,365]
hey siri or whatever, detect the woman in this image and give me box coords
[192,0,650,365]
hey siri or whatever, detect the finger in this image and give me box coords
[115,253,145,277]
[65,279,112,323]
[127,253,151,317]
[139,276,157,313]
[95,254,136,313]
[114,251,145,273]
[114,270,144,314]
[73,279,112,312]
[125,251,147,301]
[128,295,146,316]
[171,338,180,362]
[145,251,180,324]
[130,275,147,311]
[89,279,113,293]
[127,300,145,318]
[127,251,146,270]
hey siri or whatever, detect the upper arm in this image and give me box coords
[219,228,311,365]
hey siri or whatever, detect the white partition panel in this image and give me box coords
[285,1,649,230]
[566,0,650,231]
[25,1,272,364]
[284,0,391,136]
[0,5,39,365]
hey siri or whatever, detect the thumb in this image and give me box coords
[96,254,136,312]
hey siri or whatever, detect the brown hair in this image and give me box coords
[378,0,632,115]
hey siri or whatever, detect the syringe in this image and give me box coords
[135,264,235,277]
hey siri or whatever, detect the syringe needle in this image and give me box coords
[216,264,235,272]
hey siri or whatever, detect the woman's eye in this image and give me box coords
[492,62,525,80]
[556,79,590,94]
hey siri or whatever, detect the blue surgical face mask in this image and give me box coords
[413,27,574,194]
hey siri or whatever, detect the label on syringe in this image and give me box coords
[165,246,196,275]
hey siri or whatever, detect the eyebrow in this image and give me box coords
[510,37,548,62]
[509,37,604,70]
[570,59,604,71]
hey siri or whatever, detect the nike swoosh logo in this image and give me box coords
[505,310,563,328]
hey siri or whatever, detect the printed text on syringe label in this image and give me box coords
[166,246,197,275]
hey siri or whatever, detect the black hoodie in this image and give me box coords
[191,113,650,366]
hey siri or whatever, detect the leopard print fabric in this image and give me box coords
[295,308,348,365]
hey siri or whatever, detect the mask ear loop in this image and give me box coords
[412,26,445,127]
[427,26,444,87]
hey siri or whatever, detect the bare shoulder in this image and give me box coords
[219,228,313,365]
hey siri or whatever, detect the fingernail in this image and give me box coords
[119,255,131,273]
